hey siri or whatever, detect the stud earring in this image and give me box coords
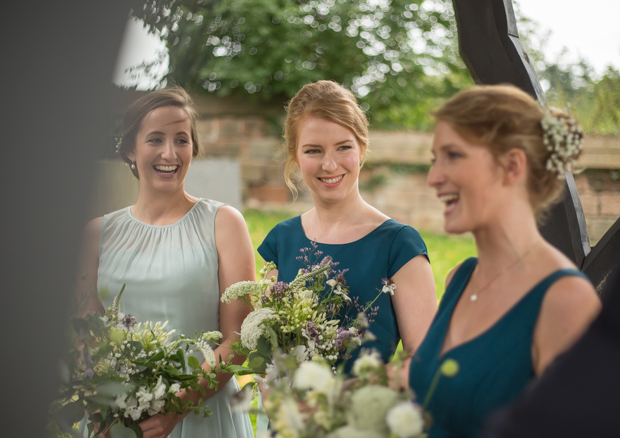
[130,161,136,169]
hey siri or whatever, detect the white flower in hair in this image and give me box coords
[541,111,583,178]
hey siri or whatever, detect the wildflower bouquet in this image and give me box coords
[50,286,224,438]
[221,246,386,374]
[248,350,459,438]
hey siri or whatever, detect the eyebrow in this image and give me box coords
[300,139,354,148]
[146,130,190,136]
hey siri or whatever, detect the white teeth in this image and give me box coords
[438,193,459,203]
[154,165,178,172]
[320,175,343,184]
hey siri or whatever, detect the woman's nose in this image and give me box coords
[427,161,445,188]
[161,141,177,160]
[321,152,338,172]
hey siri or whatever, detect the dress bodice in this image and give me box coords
[258,216,429,369]
[408,257,588,438]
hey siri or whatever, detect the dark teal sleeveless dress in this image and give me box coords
[408,257,588,438]
[258,216,428,368]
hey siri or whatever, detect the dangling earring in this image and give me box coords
[130,161,136,169]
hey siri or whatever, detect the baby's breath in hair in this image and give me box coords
[541,112,584,178]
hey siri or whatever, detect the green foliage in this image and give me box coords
[133,0,472,129]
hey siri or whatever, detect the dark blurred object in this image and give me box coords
[451,0,620,299]
[481,263,620,438]
[0,2,127,436]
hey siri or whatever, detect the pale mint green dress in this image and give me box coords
[96,198,254,438]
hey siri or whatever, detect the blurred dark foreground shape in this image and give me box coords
[0,1,128,436]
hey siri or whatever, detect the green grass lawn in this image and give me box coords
[243,208,477,301]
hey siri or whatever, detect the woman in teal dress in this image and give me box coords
[401,85,601,438]
[78,88,255,438]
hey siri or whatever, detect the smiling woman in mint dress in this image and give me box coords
[400,85,601,438]
[78,87,254,438]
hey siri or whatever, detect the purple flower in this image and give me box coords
[120,314,137,330]
[84,368,94,379]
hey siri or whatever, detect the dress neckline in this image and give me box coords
[296,215,395,246]
[438,258,580,360]
[126,198,204,229]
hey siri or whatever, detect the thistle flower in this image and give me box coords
[346,385,399,434]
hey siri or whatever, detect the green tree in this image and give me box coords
[133,0,472,130]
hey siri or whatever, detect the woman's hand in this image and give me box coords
[139,412,181,438]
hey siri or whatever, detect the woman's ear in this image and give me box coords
[125,150,136,163]
[500,148,527,186]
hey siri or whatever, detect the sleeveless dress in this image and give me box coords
[408,257,588,438]
[258,216,429,369]
[95,198,254,438]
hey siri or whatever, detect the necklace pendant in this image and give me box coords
[470,294,478,302]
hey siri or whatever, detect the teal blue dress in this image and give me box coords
[95,199,254,438]
[258,216,429,368]
[409,257,588,438]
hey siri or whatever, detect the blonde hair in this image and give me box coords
[283,80,369,196]
[118,86,200,179]
[433,84,581,220]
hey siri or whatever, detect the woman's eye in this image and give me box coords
[304,149,320,155]
[147,138,161,144]
[177,138,189,145]
[447,151,460,160]
[338,145,352,151]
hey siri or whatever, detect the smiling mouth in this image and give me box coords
[153,165,179,174]
[318,175,344,184]
[438,193,459,208]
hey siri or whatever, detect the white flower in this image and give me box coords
[221,281,264,303]
[326,279,337,287]
[327,425,383,438]
[123,397,141,421]
[169,383,181,394]
[352,350,383,377]
[148,399,166,416]
[240,307,276,350]
[196,340,217,368]
[291,345,308,364]
[115,394,128,410]
[386,402,424,438]
[347,385,399,433]
[293,361,334,394]
[273,398,305,436]
[136,387,153,406]
[381,278,396,295]
[152,376,166,400]
[201,331,223,343]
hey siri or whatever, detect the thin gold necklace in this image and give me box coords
[469,240,541,302]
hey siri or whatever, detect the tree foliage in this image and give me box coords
[133,0,472,130]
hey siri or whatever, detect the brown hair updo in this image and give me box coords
[284,80,369,196]
[117,86,201,179]
[432,84,582,220]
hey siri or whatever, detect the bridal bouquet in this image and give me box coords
[221,245,385,373]
[50,286,224,438]
[241,350,458,438]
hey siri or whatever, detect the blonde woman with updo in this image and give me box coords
[258,80,437,372]
[402,85,601,438]
[78,87,254,438]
